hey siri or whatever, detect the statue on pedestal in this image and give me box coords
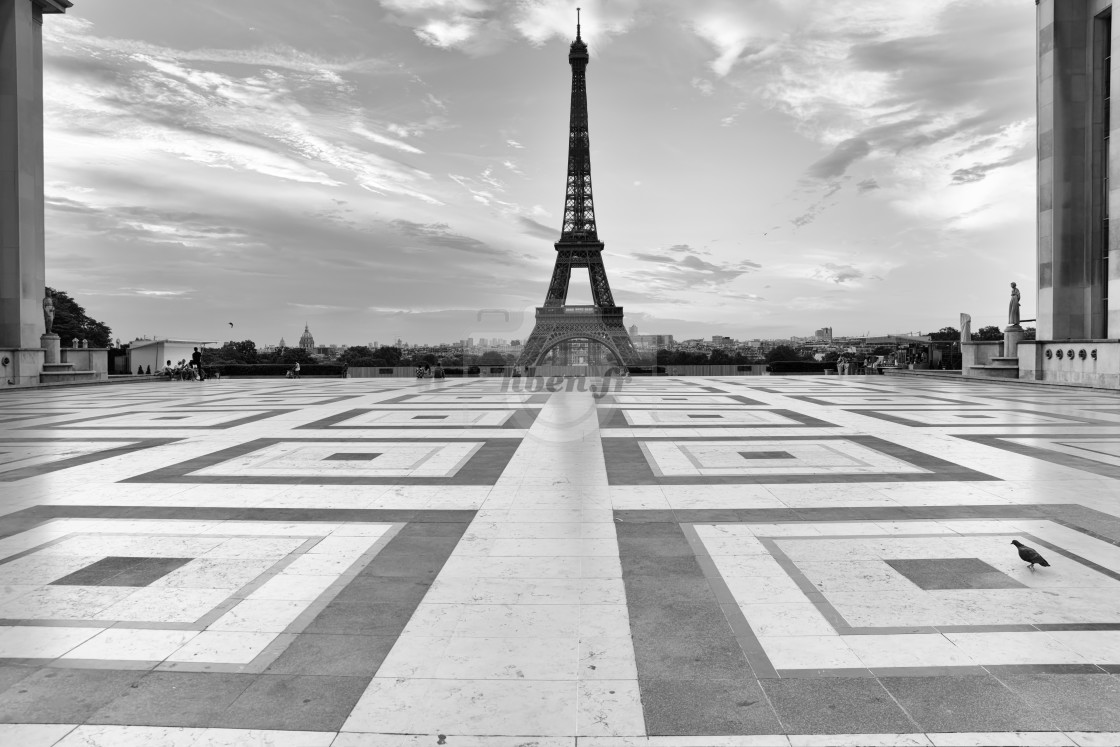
[960,313,972,342]
[42,290,55,334]
[1008,282,1021,327]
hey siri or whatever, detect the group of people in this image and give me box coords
[162,347,210,381]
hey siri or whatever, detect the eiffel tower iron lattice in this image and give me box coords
[516,11,640,370]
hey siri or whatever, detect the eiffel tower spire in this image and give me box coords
[515,10,639,370]
[562,7,596,243]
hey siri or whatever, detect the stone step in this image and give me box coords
[42,363,76,372]
[39,370,100,385]
[989,357,1019,365]
[968,365,1019,379]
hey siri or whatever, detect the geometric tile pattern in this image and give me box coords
[603,434,997,484]
[851,409,1115,428]
[0,438,179,482]
[956,434,1120,480]
[3,376,1120,742]
[121,437,522,485]
[29,410,292,430]
[298,408,541,430]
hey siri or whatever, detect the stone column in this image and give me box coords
[0,0,70,351]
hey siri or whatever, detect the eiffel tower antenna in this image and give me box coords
[515,10,639,371]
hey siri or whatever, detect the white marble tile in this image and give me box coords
[0,724,77,747]
[190,729,336,746]
[738,603,836,636]
[343,677,577,736]
[63,628,198,661]
[165,630,277,664]
[759,635,864,669]
[0,624,102,659]
[53,725,203,747]
[208,599,308,632]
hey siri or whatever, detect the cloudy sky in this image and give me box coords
[42,0,1036,346]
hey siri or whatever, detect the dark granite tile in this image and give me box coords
[640,677,782,736]
[620,555,707,577]
[616,536,696,558]
[265,634,397,677]
[616,521,688,539]
[0,664,35,693]
[761,677,916,735]
[879,675,1054,732]
[304,601,417,636]
[394,521,469,538]
[332,576,431,605]
[87,672,254,727]
[0,667,142,723]
[633,635,754,680]
[627,601,733,639]
[994,673,1120,731]
[215,674,370,731]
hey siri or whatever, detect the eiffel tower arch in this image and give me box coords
[516,11,639,371]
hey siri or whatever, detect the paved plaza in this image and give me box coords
[1,375,1120,746]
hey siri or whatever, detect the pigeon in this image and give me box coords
[1011,539,1050,570]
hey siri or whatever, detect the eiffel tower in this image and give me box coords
[516,10,639,371]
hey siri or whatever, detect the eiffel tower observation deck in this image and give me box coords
[516,9,639,371]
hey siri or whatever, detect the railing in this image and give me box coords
[536,305,623,316]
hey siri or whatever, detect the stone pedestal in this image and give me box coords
[1004,324,1024,360]
[40,332,58,363]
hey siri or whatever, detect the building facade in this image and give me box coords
[1036,0,1117,339]
[1020,0,1120,387]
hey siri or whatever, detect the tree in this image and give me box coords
[46,287,111,347]
[213,340,258,364]
[765,345,802,363]
[929,326,960,342]
[478,351,506,366]
[871,346,894,356]
[708,349,732,364]
[1023,327,1037,340]
[974,325,1003,341]
[278,347,314,365]
[821,351,841,364]
[373,346,403,366]
[339,346,377,367]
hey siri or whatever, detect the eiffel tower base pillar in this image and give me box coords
[516,305,639,370]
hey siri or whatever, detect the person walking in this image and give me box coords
[191,347,203,382]
[292,361,301,380]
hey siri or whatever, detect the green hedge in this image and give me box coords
[212,364,345,377]
[765,360,827,374]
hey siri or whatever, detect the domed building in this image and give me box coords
[299,324,315,351]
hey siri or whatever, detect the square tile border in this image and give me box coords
[0,506,472,731]
[596,409,838,429]
[846,409,1117,428]
[297,408,541,430]
[602,435,998,485]
[0,522,403,673]
[24,410,294,431]
[955,433,1120,480]
[120,437,522,485]
[0,438,181,482]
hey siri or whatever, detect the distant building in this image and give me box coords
[128,338,218,373]
[628,324,639,336]
[632,334,675,351]
[815,327,833,341]
[299,324,315,351]
[278,337,286,348]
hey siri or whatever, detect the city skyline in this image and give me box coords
[43,0,1035,345]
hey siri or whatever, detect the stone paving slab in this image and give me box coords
[0,376,1118,744]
